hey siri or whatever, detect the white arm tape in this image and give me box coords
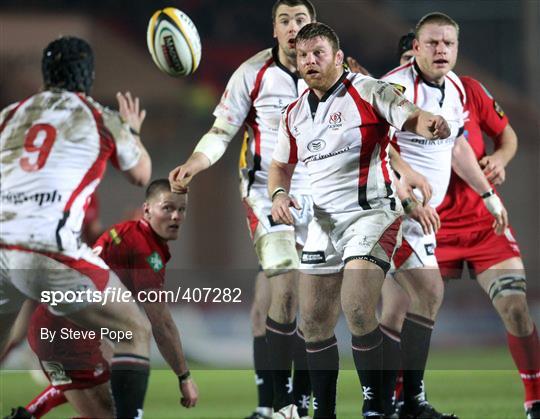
[193,118,239,165]
[484,194,504,216]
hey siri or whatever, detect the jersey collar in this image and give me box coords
[138,219,171,262]
[412,60,446,106]
[272,46,299,83]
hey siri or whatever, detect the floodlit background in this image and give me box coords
[1,0,539,368]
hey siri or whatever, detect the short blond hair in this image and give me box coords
[415,12,460,38]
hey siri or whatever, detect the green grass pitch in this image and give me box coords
[0,347,526,418]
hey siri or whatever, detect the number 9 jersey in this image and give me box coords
[0,90,141,254]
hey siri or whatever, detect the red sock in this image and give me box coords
[507,324,540,409]
[394,369,404,403]
[26,385,67,418]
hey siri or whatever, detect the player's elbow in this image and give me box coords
[125,155,152,186]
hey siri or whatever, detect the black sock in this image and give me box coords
[111,354,150,418]
[401,313,434,405]
[266,317,296,410]
[253,335,274,409]
[306,336,338,419]
[352,327,384,416]
[380,325,401,415]
[293,329,311,417]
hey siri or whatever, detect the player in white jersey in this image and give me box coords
[0,36,152,417]
[169,2,316,418]
[270,22,452,418]
[380,14,508,419]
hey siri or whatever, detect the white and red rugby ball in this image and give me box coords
[147,7,201,77]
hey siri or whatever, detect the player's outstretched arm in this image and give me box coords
[479,124,518,185]
[268,160,299,226]
[117,92,152,186]
[141,300,198,408]
[452,136,508,235]
[389,145,432,205]
[403,109,451,140]
[169,118,239,193]
[345,56,371,76]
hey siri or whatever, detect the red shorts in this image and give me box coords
[28,305,109,391]
[436,227,521,279]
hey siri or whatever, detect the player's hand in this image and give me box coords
[117,91,146,134]
[483,193,508,235]
[479,154,506,185]
[180,378,198,408]
[400,170,432,206]
[168,165,192,193]
[346,56,370,75]
[409,204,441,235]
[427,115,450,140]
[271,193,301,226]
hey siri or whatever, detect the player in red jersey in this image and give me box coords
[5,179,198,419]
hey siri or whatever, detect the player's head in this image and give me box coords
[398,32,415,65]
[143,179,187,241]
[413,12,459,83]
[42,36,95,95]
[272,0,316,59]
[296,22,344,92]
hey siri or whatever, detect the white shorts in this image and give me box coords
[0,244,111,315]
[392,217,438,271]
[300,209,402,275]
[243,188,313,245]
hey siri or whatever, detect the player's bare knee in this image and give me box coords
[496,295,532,333]
[250,302,268,336]
[343,304,377,335]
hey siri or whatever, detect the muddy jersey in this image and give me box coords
[0,90,141,254]
[382,61,465,207]
[273,72,418,214]
[214,47,310,197]
[438,76,509,233]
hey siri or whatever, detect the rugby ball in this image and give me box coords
[147,7,201,77]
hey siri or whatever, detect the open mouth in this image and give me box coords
[288,38,296,48]
[306,69,319,75]
[433,59,448,65]
[168,225,179,231]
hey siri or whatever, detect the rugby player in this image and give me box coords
[270,22,451,418]
[0,36,152,418]
[5,180,197,418]
[381,13,508,418]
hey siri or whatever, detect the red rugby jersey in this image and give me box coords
[437,76,509,234]
[93,219,171,293]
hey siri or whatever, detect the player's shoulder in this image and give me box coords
[460,75,490,97]
[96,220,139,247]
[381,61,414,82]
[236,48,275,77]
[83,95,120,121]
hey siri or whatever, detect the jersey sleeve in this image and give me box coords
[466,78,508,139]
[272,105,298,164]
[358,78,418,130]
[212,62,255,127]
[101,108,142,171]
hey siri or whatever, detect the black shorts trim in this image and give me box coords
[344,255,390,274]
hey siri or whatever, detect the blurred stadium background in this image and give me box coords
[1,0,539,416]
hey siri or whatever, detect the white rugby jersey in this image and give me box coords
[213,47,310,197]
[382,60,465,207]
[273,72,418,214]
[0,89,141,254]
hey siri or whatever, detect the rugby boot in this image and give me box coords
[245,412,272,419]
[526,402,540,419]
[2,407,34,419]
[399,401,458,419]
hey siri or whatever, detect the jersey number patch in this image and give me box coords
[20,123,56,172]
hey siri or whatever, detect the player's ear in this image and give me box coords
[412,38,420,53]
[336,49,344,67]
[143,202,151,219]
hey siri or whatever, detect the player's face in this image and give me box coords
[297,36,343,93]
[273,5,313,59]
[414,23,458,83]
[144,191,188,241]
[400,49,414,66]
